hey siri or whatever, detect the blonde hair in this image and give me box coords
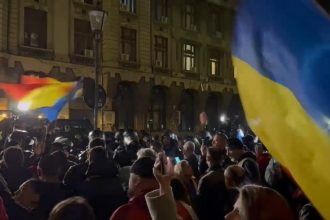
[174,160,189,176]
[237,185,295,220]
[49,196,95,220]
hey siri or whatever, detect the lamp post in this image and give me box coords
[89,9,107,129]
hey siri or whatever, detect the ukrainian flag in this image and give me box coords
[233,0,330,218]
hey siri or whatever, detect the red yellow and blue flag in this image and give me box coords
[233,0,330,218]
[0,75,82,121]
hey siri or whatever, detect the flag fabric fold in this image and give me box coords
[233,0,330,218]
[0,75,82,122]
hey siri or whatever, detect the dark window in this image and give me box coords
[205,93,221,131]
[155,0,168,21]
[120,0,136,13]
[74,19,93,57]
[84,0,94,4]
[183,43,197,72]
[24,8,47,48]
[184,4,196,30]
[115,83,134,129]
[210,10,222,36]
[209,50,222,77]
[155,36,168,68]
[180,90,195,131]
[121,28,137,62]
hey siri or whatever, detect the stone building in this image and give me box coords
[0,0,243,134]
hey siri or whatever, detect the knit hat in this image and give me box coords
[227,138,244,150]
[130,157,155,178]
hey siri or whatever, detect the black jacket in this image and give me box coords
[197,164,227,220]
[186,154,200,179]
[76,159,127,220]
[238,152,260,184]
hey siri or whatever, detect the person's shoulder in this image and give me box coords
[110,203,132,220]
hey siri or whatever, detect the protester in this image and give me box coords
[63,138,105,188]
[0,146,31,193]
[182,141,200,179]
[225,185,295,220]
[197,147,227,220]
[48,196,95,220]
[226,138,260,184]
[76,147,126,220]
[173,160,197,209]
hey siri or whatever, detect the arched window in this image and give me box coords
[149,86,166,131]
[114,82,134,129]
[180,90,195,131]
[205,93,221,131]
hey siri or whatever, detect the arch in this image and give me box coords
[114,82,134,129]
[180,89,196,131]
[205,92,222,131]
[149,86,167,130]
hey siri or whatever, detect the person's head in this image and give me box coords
[212,132,228,151]
[48,196,96,220]
[51,151,69,181]
[128,157,157,198]
[206,147,222,168]
[150,141,163,153]
[3,146,24,168]
[225,185,295,220]
[182,141,195,158]
[14,179,40,210]
[174,160,193,179]
[254,143,264,157]
[88,129,105,142]
[226,138,245,162]
[136,148,157,160]
[88,138,105,149]
[38,154,60,182]
[87,146,107,163]
[161,131,172,148]
[224,165,246,189]
[299,203,323,220]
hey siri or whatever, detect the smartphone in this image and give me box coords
[175,157,181,164]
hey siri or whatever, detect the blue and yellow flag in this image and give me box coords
[233,0,330,218]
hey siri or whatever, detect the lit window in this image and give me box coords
[183,43,196,72]
[120,0,136,13]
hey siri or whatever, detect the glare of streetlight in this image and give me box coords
[1,113,7,118]
[220,114,226,123]
[17,101,31,111]
[38,115,43,119]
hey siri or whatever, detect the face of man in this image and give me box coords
[212,134,226,151]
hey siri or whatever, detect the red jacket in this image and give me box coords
[110,192,193,220]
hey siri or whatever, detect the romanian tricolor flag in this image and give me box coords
[0,75,82,121]
[233,0,330,218]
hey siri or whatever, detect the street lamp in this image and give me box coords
[89,9,107,129]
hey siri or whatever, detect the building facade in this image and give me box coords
[0,0,243,134]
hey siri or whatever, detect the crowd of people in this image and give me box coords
[0,125,323,220]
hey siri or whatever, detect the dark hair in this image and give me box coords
[130,157,155,178]
[38,154,60,177]
[88,146,107,163]
[207,147,222,162]
[88,138,105,149]
[51,151,69,180]
[227,138,244,150]
[48,196,96,220]
[3,146,24,168]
